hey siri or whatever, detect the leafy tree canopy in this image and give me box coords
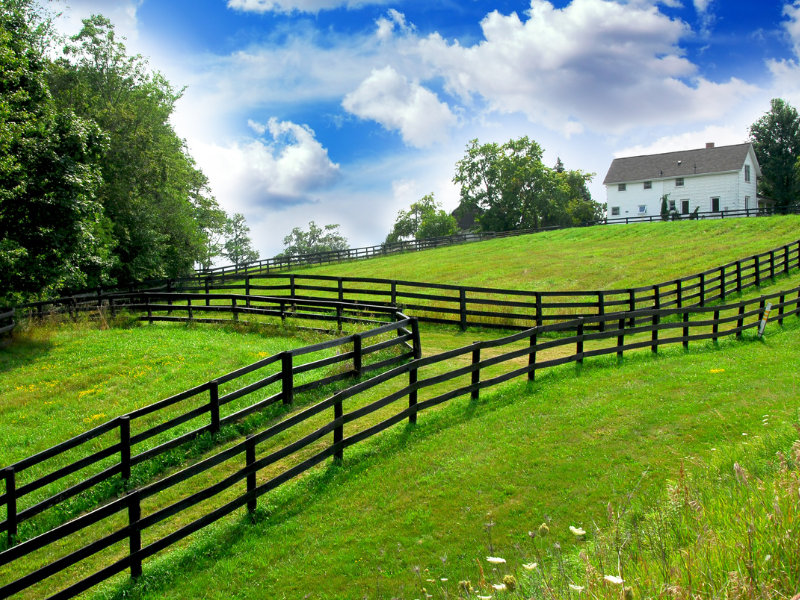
[749,98,800,209]
[453,137,601,232]
[385,193,458,243]
[281,222,348,256]
[221,213,259,268]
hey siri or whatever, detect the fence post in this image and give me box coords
[784,245,790,275]
[109,296,116,318]
[336,278,344,303]
[336,305,343,333]
[720,267,726,302]
[699,274,705,307]
[682,311,689,350]
[205,278,211,306]
[334,395,343,462]
[391,281,397,306]
[290,275,296,298]
[676,280,682,308]
[128,491,142,578]
[167,280,173,316]
[246,435,257,514]
[736,260,742,293]
[353,333,363,377]
[770,250,775,279]
[209,381,220,434]
[246,276,251,307]
[528,330,537,381]
[628,289,635,327]
[597,292,605,332]
[535,292,543,328]
[471,342,480,400]
[280,301,286,324]
[576,319,584,363]
[232,297,238,322]
[778,294,785,326]
[187,298,193,321]
[4,467,16,547]
[736,305,745,337]
[755,255,761,287]
[410,317,422,359]
[146,296,152,324]
[712,310,720,342]
[120,416,131,483]
[282,352,293,405]
[460,288,467,332]
[617,317,625,358]
[408,364,418,425]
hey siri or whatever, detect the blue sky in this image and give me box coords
[52,0,800,257]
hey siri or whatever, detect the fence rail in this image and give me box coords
[198,205,800,278]
[0,309,419,554]
[0,309,13,337]
[1,279,797,599]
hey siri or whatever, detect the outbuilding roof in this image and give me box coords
[603,143,759,185]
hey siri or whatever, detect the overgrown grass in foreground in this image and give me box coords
[283,216,800,291]
[91,319,800,599]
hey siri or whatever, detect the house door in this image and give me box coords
[681,200,690,215]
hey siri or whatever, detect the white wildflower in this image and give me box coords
[486,556,506,564]
[604,575,624,585]
[522,562,538,570]
[569,526,586,536]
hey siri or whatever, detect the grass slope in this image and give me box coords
[92,319,800,599]
[284,217,800,290]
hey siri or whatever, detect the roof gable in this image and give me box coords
[603,143,758,185]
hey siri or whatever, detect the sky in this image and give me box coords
[47,0,800,258]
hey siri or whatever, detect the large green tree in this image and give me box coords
[749,98,800,209]
[48,15,226,282]
[221,213,259,267]
[281,222,348,256]
[453,137,600,232]
[0,0,107,303]
[385,193,458,242]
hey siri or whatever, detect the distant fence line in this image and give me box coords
[0,306,419,555]
[7,238,800,335]
[2,279,798,599]
[0,309,13,338]
[198,205,800,278]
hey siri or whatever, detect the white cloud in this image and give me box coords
[194,118,340,212]
[417,0,755,135]
[767,1,800,105]
[343,66,457,147]
[227,0,391,15]
[614,125,748,157]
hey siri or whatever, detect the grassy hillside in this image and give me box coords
[89,317,800,599]
[283,216,800,291]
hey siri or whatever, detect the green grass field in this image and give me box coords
[2,217,800,599]
[282,216,800,291]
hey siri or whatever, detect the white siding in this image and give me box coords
[606,170,748,218]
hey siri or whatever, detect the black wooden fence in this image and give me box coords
[1,284,798,599]
[199,205,800,278]
[0,309,13,337]
[0,311,419,555]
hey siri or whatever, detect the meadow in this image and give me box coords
[2,217,799,599]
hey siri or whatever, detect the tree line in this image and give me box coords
[0,1,257,304]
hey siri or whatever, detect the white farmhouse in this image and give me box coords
[603,143,762,219]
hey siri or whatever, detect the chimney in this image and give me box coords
[706,142,715,149]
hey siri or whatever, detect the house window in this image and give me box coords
[675,177,684,187]
[643,181,652,189]
[681,200,690,215]
[618,183,627,191]
[745,165,751,183]
[711,197,720,212]
[668,200,676,212]
[611,206,620,216]
[638,205,647,214]
[745,196,750,210]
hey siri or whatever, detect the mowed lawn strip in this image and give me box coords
[87,319,800,600]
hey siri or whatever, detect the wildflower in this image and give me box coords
[427,578,435,582]
[709,368,724,373]
[569,526,586,536]
[503,575,517,592]
[604,575,624,585]
[492,583,507,591]
[522,563,538,570]
[569,584,585,592]
[477,596,493,600]
[538,522,550,537]
[486,556,506,564]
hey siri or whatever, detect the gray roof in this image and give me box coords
[603,143,757,185]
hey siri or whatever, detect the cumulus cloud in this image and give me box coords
[615,125,748,157]
[227,0,391,14]
[767,1,800,105]
[343,66,457,147]
[416,0,755,135]
[195,119,340,211]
